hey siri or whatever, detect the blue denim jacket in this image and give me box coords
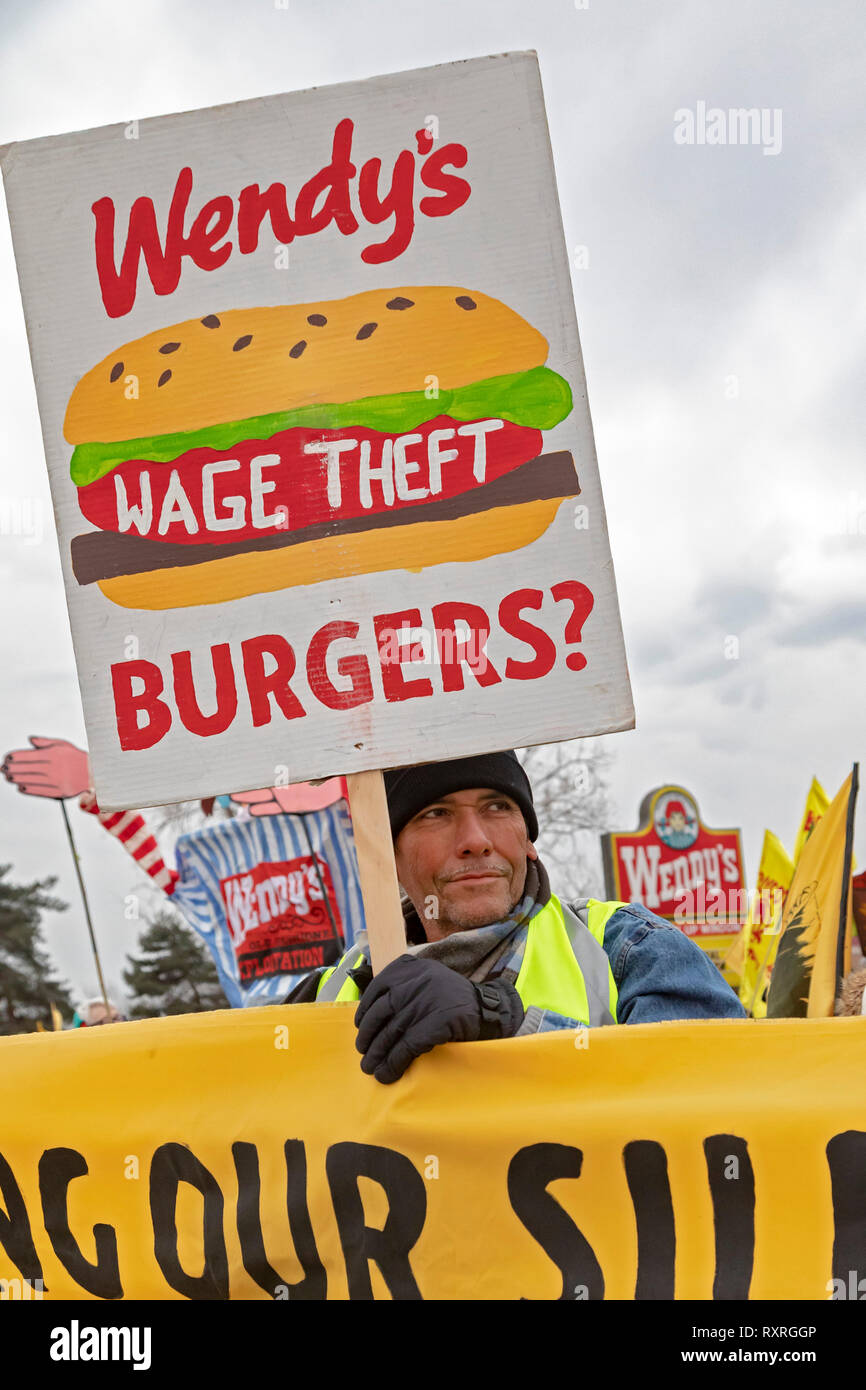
[508,901,747,1034]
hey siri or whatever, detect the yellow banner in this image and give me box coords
[769,771,856,1019]
[1,1006,865,1301]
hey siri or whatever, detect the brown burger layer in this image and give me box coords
[71,450,578,586]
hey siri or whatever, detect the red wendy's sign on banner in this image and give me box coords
[601,786,747,966]
[220,852,342,982]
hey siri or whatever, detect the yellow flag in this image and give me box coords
[788,776,855,976]
[725,777,830,991]
[794,777,830,863]
[722,923,747,986]
[738,830,794,1018]
[767,769,858,1018]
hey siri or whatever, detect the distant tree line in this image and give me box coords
[0,863,227,1034]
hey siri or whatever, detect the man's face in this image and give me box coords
[394,787,538,940]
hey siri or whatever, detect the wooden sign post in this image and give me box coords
[345,770,407,973]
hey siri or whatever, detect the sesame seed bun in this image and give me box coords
[64,287,548,445]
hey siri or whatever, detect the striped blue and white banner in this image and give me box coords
[170,803,365,1008]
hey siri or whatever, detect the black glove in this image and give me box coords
[354,954,525,1084]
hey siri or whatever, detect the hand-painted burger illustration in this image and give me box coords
[65,286,577,610]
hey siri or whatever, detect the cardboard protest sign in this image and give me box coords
[0,1007,863,1300]
[169,802,363,1007]
[1,52,632,811]
[602,785,747,969]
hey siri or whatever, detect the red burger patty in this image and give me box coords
[76,416,545,546]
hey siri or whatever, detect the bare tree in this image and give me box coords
[517,738,614,901]
[149,799,207,842]
[149,795,240,849]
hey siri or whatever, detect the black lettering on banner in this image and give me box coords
[325,1142,426,1300]
[232,1140,326,1299]
[826,1130,866,1289]
[37,1147,122,1299]
[703,1134,754,1300]
[507,1143,604,1300]
[0,1150,44,1289]
[284,1139,327,1298]
[150,1142,229,1300]
[623,1140,675,1300]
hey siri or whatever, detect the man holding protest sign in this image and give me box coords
[287,750,745,1081]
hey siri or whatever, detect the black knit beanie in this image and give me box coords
[384,750,538,842]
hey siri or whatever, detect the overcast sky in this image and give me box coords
[1,0,864,1008]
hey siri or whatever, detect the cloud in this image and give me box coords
[693,580,776,630]
[776,600,866,649]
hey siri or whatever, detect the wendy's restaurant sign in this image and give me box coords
[601,786,747,967]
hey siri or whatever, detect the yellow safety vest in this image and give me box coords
[315,895,625,1027]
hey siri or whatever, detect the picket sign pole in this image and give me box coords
[59,798,112,1019]
[345,770,406,974]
